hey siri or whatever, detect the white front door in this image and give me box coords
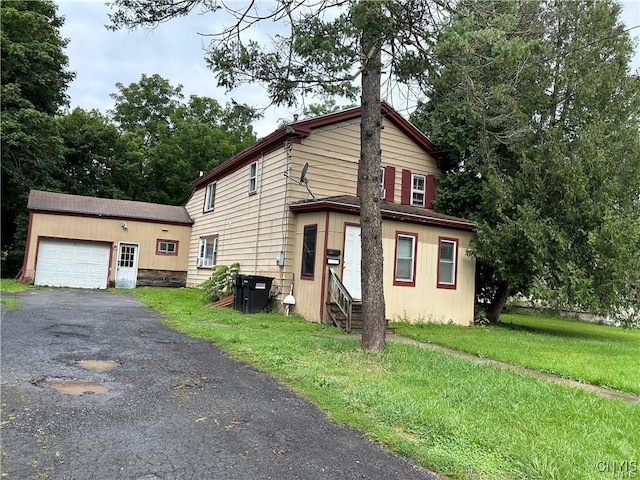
[115,242,139,288]
[342,225,362,299]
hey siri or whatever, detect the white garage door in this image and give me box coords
[35,239,111,289]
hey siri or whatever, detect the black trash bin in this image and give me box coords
[233,274,246,312]
[233,275,274,313]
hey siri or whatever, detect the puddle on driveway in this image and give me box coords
[46,379,108,396]
[77,360,119,372]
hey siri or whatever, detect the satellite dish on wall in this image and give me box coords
[300,162,309,184]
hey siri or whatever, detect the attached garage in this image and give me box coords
[34,238,111,289]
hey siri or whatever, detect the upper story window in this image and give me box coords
[156,239,178,256]
[301,224,317,279]
[249,161,258,194]
[379,167,386,199]
[394,232,417,286]
[437,237,458,289]
[204,182,216,212]
[411,174,426,207]
[198,236,217,268]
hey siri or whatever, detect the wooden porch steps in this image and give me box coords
[326,301,393,333]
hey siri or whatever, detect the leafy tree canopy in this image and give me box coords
[413,0,640,323]
[107,74,259,204]
[1,0,74,276]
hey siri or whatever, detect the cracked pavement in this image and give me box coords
[1,289,439,480]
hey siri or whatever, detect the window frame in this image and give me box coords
[411,173,426,207]
[248,161,258,194]
[437,237,458,289]
[379,167,386,199]
[393,231,418,287]
[156,239,179,256]
[204,181,216,213]
[300,224,318,280]
[197,235,218,268]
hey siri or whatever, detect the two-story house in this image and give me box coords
[185,103,476,326]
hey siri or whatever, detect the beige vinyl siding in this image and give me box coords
[186,149,295,300]
[23,212,191,284]
[291,212,327,321]
[381,224,475,325]
[291,210,475,325]
[286,118,440,205]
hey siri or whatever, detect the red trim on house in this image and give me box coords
[384,166,395,202]
[426,174,437,209]
[19,211,34,281]
[319,212,331,322]
[401,169,411,205]
[193,102,442,190]
[300,223,318,281]
[437,236,459,290]
[393,231,418,287]
[156,239,179,256]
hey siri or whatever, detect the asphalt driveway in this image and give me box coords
[1,289,439,480]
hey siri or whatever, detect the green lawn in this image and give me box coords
[0,279,28,309]
[132,287,639,480]
[392,313,640,395]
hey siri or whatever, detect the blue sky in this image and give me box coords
[57,1,640,138]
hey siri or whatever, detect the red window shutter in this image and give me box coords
[401,169,411,205]
[356,161,362,197]
[384,166,395,202]
[426,174,437,209]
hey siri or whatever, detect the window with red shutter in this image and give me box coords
[401,169,411,205]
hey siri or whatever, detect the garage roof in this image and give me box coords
[28,190,193,225]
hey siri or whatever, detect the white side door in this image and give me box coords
[342,225,362,299]
[115,242,139,288]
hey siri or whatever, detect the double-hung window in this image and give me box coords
[301,224,317,279]
[411,174,426,207]
[394,232,417,286]
[204,182,216,212]
[379,167,386,199]
[437,237,458,289]
[249,161,258,194]
[198,236,217,268]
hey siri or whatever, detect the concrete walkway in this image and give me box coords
[386,334,640,405]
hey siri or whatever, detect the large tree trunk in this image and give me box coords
[359,1,386,352]
[486,281,510,324]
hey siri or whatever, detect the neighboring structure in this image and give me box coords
[21,190,193,289]
[185,103,476,326]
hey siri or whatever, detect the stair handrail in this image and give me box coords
[328,268,353,331]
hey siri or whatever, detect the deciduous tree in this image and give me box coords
[1,0,74,276]
[413,0,640,323]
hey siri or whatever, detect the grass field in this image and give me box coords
[0,279,28,309]
[392,313,640,395]
[132,287,640,480]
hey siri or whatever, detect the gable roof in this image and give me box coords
[27,190,193,225]
[193,102,441,190]
[289,195,476,232]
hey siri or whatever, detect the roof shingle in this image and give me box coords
[27,190,193,225]
[289,195,476,231]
